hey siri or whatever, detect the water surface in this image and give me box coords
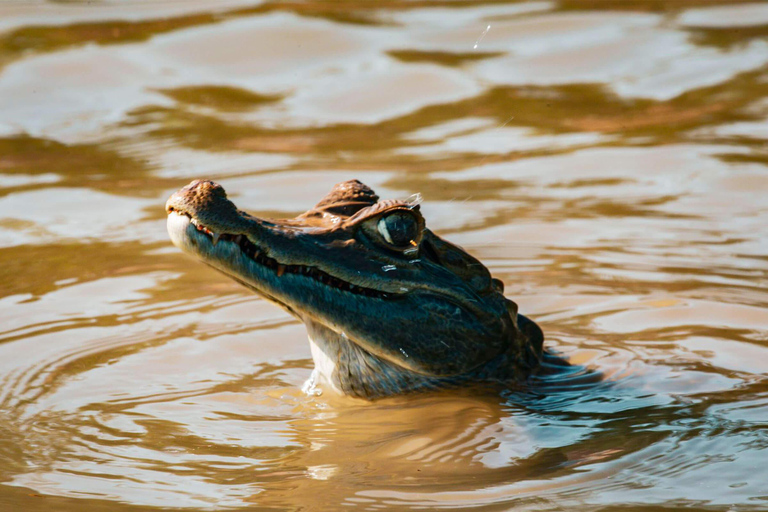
[1,1,767,510]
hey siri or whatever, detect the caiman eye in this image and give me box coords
[377,211,420,248]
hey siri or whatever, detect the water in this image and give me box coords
[1,1,767,510]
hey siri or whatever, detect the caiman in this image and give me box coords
[166,179,545,399]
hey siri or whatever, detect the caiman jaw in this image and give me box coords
[167,210,393,300]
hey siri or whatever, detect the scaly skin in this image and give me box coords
[166,179,544,399]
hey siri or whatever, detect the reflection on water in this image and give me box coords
[1,1,767,510]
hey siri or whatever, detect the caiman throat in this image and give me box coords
[166,179,544,399]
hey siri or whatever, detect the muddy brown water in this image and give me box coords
[1,1,768,510]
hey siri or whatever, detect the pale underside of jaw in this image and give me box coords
[305,336,341,396]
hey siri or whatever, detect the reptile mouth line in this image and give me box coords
[172,210,394,300]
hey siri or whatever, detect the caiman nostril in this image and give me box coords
[166,179,246,234]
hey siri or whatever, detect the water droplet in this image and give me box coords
[404,192,423,208]
[473,24,491,49]
[302,370,323,396]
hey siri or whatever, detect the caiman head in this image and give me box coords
[166,179,543,399]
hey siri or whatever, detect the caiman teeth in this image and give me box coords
[191,217,214,236]
[187,215,394,299]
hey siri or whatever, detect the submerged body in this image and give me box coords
[166,179,545,399]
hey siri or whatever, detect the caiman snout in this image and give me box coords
[166,179,224,214]
[166,179,251,235]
